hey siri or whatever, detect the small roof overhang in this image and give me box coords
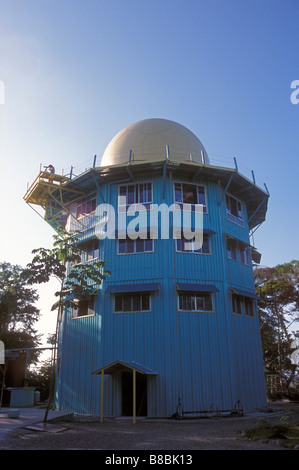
[225,233,262,264]
[106,282,160,294]
[230,287,262,301]
[92,360,158,375]
[176,283,219,293]
[225,233,250,246]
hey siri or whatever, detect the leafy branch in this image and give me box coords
[21,230,110,422]
[23,231,110,312]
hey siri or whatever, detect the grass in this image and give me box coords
[243,409,299,447]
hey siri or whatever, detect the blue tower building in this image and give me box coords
[24,118,269,419]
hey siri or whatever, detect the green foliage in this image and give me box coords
[22,231,111,418]
[243,412,299,447]
[0,262,41,354]
[254,260,299,390]
[23,232,82,285]
[255,260,299,319]
[27,359,52,401]
[23,231,110,312]
[56,259,109,311]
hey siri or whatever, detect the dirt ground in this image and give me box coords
[0,402,298,451]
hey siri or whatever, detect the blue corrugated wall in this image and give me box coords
[55,171,267,416]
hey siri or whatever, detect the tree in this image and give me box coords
[0,262,41,355]
[23,231,110,420]
[254,260,299,394]
[23,232,110,312]
[27,359,52,402]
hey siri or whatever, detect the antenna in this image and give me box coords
[166,145,170,159]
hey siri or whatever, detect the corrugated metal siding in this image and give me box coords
[55,170,267,416]
[231,314,267,409]
[176,286,234,412]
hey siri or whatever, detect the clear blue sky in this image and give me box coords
[0,0,298,345]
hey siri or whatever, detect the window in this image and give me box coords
[231,293,242,314]
[226,238,237,261]
[85,239,99,261]
[72,296,95,318]
[239,244,249,265]
[118,237,153,254]
[176,234,210,254]
[174,183,207,213]
[225,194,243,226]
[178,292,214,312]
[76,193,97,219]
[114,293,151,313]
[244,297,254,317]
[231,292,255,317]
[119,182,152,211]
[226,236,251,265]
[75,239,99,264]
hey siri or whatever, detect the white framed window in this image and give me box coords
[76,193,97,219]
[74,239,99,264]
[239,243,250,265]
[231,293,242,315]
[244,297,254,317]
[226,236,251,265]
[72,296,95,318]
[176,234,210,254]
[226,238,238,261]
[225,194,243,226]
[174,182,207,213]
[114,293,151,313]
[117,237,153,254]
[118,182,152,212]
[85,239,99,262]
[231,292,255,317]
[178,292,214,312]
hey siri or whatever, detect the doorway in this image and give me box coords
[121,371,147,416]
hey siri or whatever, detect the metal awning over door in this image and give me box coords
[92,360,158,423]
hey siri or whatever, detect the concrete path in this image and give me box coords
[0,407,72,441]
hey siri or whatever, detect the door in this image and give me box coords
[121,371,147,416]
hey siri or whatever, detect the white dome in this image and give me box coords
[100,118,209,166]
